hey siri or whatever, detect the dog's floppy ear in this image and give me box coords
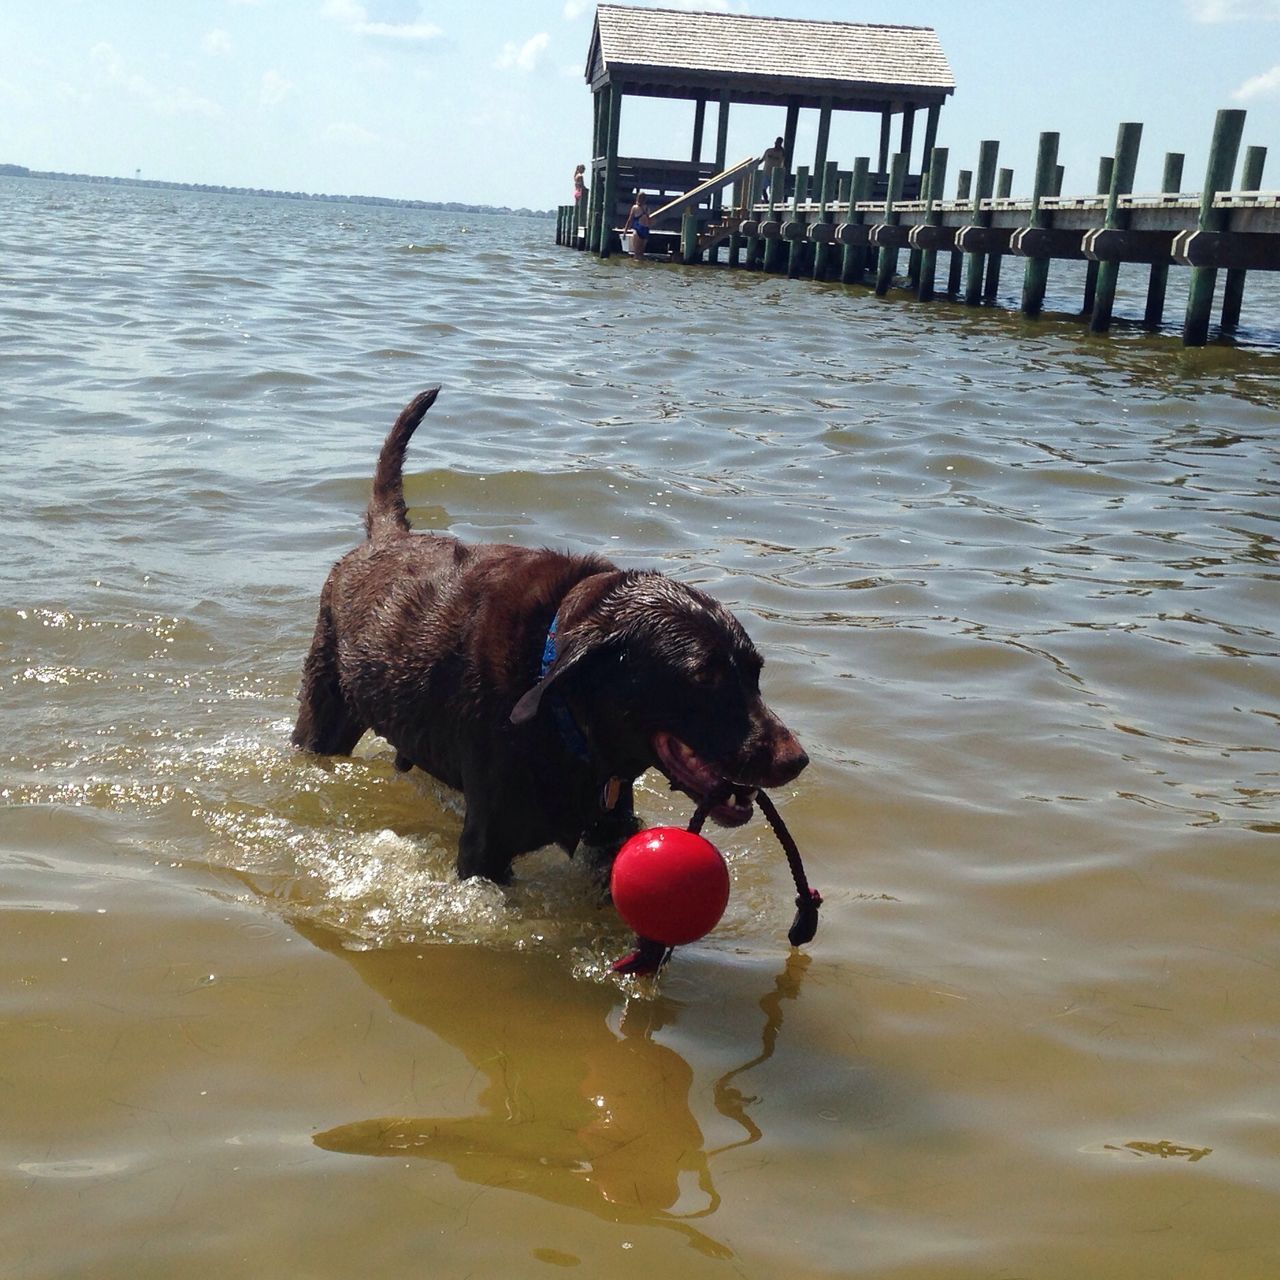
[509,634,611,725]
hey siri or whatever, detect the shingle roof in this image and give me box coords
[591,4,955,99]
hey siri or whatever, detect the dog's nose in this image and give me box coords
[769,734,809,785]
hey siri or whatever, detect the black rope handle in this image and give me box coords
[755,790,823,946]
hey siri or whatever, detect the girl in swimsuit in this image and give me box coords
[622,190,651,260]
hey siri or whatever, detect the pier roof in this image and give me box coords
[587,4,955,110]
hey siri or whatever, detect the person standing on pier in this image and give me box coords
[573,164,585,203]
[760,137,786,200]
[622,190,651,260]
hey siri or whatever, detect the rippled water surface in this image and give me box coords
[3,178,1278,1278]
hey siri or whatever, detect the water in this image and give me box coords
[2,177,1277,1278]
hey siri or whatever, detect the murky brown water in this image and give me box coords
[3,178,1278,1277]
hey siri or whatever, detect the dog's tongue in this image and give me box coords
[651,732,755,826]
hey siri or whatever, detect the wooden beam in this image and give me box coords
[1173,228,1280,270]
[1083,227,1175,264]
[1010,226,1089,260]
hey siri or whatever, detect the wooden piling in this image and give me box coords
[1081,156,1114,312]
[1020,132,1061,316]
[983,167,1014,302]
[1089,122,1144,333]
[1143,152,1185,327]
[964,141,1000,304]
[840,158,871,285]
[681,210,699,264]
[1184,108,1248,345]
[761,164,785,273]
[1221,144,1267,330]
[916,146,949,301]
[712,90,731,215]
[812,161,841,281]
[947,169,971,295]
[875,152,909,294]
[598,85,623,258]
[787,166,811,278]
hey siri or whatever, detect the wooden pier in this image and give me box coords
[559,6,1275,347]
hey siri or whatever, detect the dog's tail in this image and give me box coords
[364,387,441,540]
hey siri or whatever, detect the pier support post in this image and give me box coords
[1221,144,1266,330]
[762,169,785,273]
[599,85,623,258]
[964,141,999,304]
[983,167,1014,303]
[1184,108,1247,345]
[840,157,871,285]
[813,97,833,187]
[875,151,908,295]
[921,105,941,175]
[787,166,810,278]
[691,96,706,162]
[1081,156,1114,313]
[948,170,971,294]
[1143,151,1185,327]
[917,146,949,301]
[1020,132,1060,315]
[586,89,606,252]
[783,101,800,170]
[681,210,699,264]
[1090,122,1144,333]
[812,161,840,281]
[712,90,731,214]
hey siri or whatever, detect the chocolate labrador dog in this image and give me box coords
[292,388,808,884]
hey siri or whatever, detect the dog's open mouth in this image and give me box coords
[651,731,757,827]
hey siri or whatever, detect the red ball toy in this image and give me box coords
[610,827,731,946]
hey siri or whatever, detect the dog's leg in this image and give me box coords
[456,810,516,885]
[291,598,365,755]
[579,781,640,860]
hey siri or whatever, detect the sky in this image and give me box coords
[2,1,1278,210]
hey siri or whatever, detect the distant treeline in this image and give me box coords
[0,163,552,218]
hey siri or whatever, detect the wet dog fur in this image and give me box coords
[292,389,807,884]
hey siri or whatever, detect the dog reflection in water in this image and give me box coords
[305,925,807,1256]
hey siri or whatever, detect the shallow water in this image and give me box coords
[2,177,1278,1277]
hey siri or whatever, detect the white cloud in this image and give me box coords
[90,42,224,118]
[1234,62,1280,98]
[496,32,550,73]
[203,28,234,56]
[323,1,442,41]
[563,0,589,17]
[1188,0,1280,18]
[259,69,295,105]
